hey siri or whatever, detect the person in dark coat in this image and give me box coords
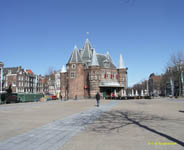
[96,92,100,107]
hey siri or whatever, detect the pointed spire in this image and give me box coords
[106,51,110,59]
[74,45,77,49]
[81,38,92,61]
[119,53,125,69]
[90,49,99,66]
[106,51,112,62]
[61,65,66,73]
[68,45,83,64]
[83,39,91,50]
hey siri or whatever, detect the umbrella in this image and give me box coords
[124,90,127,96]
[135,90,138,96]
[121,90,124,97]
[141,89,144,96]
[132,89,134,96]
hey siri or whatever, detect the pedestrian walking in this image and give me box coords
[96,92,100,107]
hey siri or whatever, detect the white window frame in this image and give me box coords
[70,72,75,78]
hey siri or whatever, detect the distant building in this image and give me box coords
[3,66,36,93]
[44,74,54,95]
[34,75,44,93]
[60,39,128,99]
[55,71,61,98]
[0,61,4,92]
[41,77,49,94]
[148,73,162,96]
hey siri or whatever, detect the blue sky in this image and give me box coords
[0,0,184,86]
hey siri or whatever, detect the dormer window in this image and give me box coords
[104,59,110,68]
[87,60,91,65]
[84,63,88,69]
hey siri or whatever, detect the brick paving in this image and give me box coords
[0,100,119,150]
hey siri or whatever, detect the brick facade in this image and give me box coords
[61,39,128,99]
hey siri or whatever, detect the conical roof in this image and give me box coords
[68,45,83,64]
[119,53,125,69]
[81,38,92,61]
[61,65,66,73]
[90,49,99,66]
[106,51,113,62]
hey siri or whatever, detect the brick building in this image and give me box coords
[148,73,162,96]
[3,66,36,93]
[41,77,49,94]
[60,39,128,99]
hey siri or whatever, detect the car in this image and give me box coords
[51,95,57,100]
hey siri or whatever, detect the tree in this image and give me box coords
[167,50,184,68]
[165,50,184,96]
[45,67,57,95]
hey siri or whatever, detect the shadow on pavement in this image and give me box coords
[87,110,184,147]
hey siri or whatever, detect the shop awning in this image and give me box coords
[99,82,124,87]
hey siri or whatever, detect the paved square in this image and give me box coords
[0,98,184,150]
[61,98,184,150]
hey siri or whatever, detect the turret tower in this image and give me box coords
[117,53,128,89]
[66,45,84,99]
[88,49,100,97]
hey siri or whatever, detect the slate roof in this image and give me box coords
[90,49,99,66]
[118,54,125,69]
[67,39,117,69]
[68,45,83,64]
[3,67,22,74]
[96,53,116,69]
[81,39,93,62]
[106,51,113,62]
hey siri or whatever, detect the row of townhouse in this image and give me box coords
[0,62,61,96]
[0,65,48,94]
[3,67,36,93]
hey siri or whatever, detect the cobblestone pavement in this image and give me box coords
[0,100,119,150]
[61,98,184,150]
[0,98,184,150]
